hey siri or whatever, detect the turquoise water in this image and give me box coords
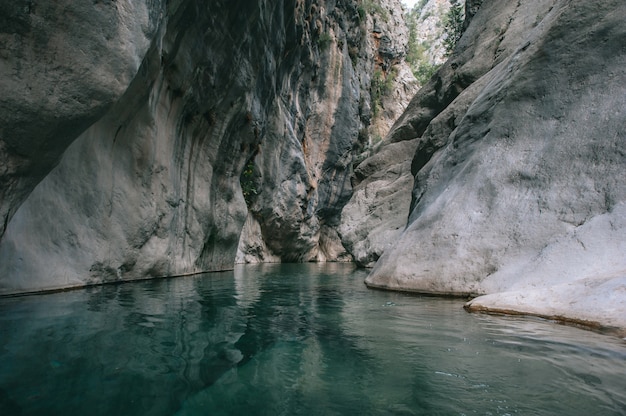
[0,263,625,415]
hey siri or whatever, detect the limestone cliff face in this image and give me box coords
[0,0,415,294]
[0,0,163,238]
[353,0,626,330]
[409,0,452,66]
[236,0,417,263]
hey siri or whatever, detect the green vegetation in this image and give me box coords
[357,5,366,21]
[359,0,389,23]
[443,0,464,55]
[405,5,442,85]
[240,159,257,206]
[413,60,439,85]
[412,0,429,14]
[318,32,333,50]
[370,67,396,117]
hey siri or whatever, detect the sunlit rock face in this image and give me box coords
[0,0,415,294]
[361,0,626,330]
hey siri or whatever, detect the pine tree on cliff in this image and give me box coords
[443,0,464,55]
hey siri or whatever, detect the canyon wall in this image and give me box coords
[2,0,624,334]
[347,0,626,331]
[0,0,163,238]
[236,0,418,264]
[0,0,416,294]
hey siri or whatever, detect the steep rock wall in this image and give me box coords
[0,0,414,294]
[236,0,417,263]
[358,0,626,331]
[340,0,488,267]
[0,0,163,238]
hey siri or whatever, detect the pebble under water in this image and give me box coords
[0,263,625,415]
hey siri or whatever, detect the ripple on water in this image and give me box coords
[0,263,624,416]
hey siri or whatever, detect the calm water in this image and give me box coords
[0,263,625,415]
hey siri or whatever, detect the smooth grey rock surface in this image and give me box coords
[0,0,411,294]
[1,0,252,293]
[0,0,163,238]
[339,0,518,267]
[339,138,417,267]
[363,0,626,331]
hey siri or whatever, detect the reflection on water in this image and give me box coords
[0,263,624,415]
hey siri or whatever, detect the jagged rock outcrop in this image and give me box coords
[354,0,626,332]
[0,0,415,294]
[340,0,476,267]
[236,0,417,263]
[337,0,455,267]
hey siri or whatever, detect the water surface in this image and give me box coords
[0,263,624,415]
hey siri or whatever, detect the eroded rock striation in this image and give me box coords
[0,0,415,294]
[236,0,418,264]
[354,0,626,332]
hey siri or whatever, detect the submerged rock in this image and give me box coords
[360,0,626,331]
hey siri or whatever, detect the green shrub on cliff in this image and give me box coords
[240,159,257,206]
[359,0,389,22]
[405,5,441,85]
[318,32,333,50]
[443,0,464,55]
[370,67,396,116]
